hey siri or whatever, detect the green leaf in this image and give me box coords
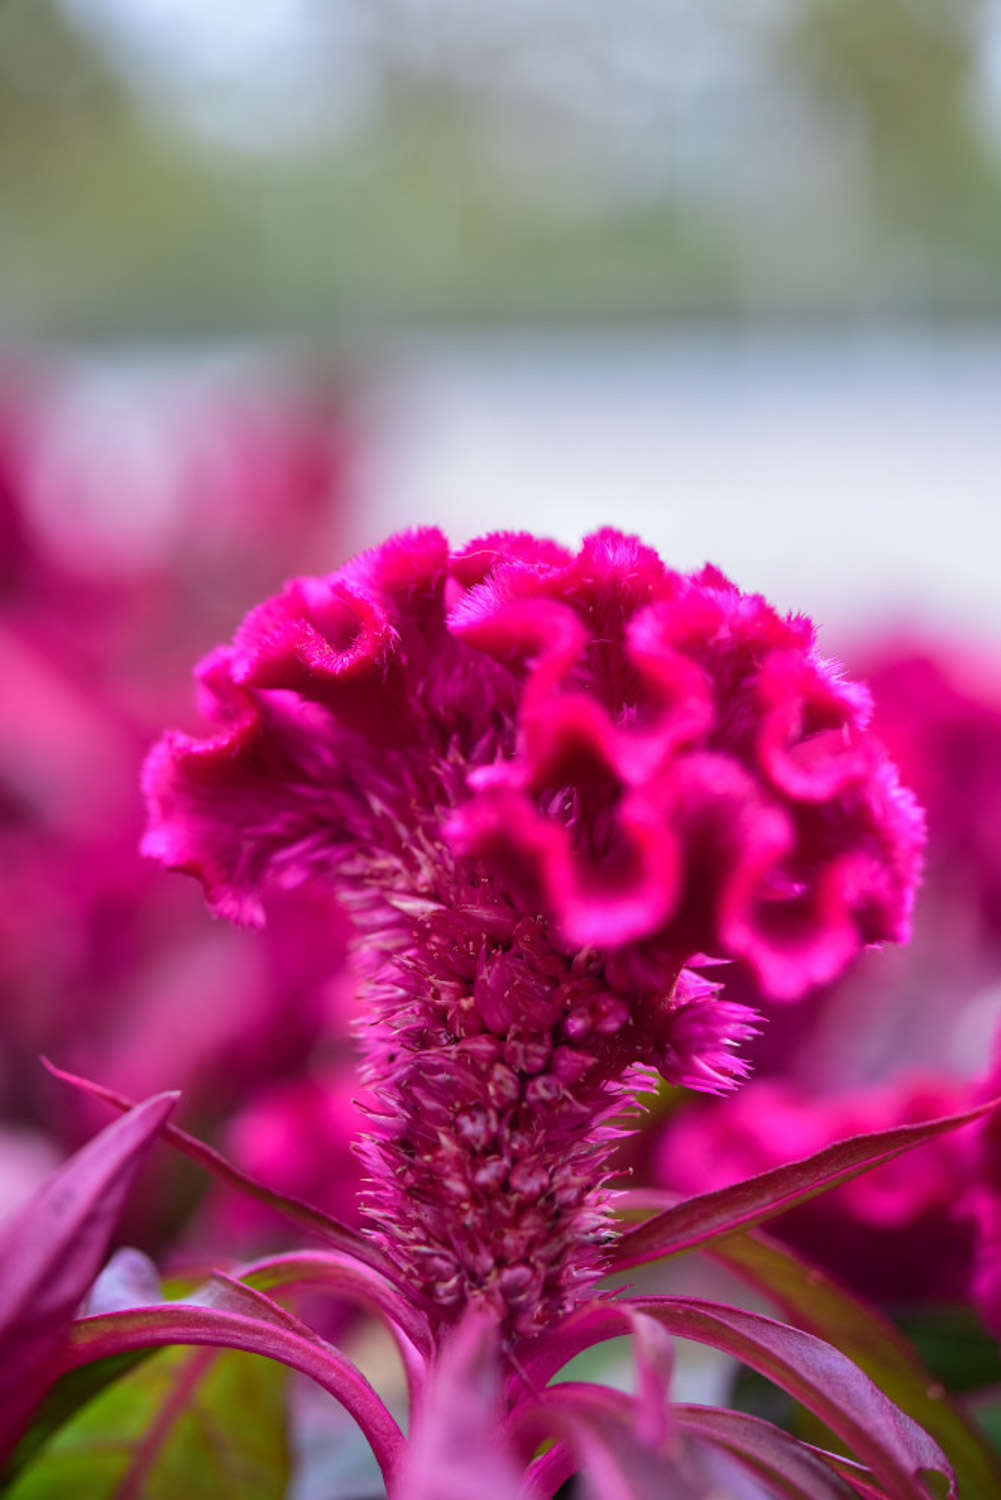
[708,1230,1001,1500]
[893,1306,1001,1396]
[967,1394,1001,1458]
[2,1352,151,1485]
[5,1346,289,1500]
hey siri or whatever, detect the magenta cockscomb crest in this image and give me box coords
[142,528,923,1336]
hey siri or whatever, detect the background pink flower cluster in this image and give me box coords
[0,364,366,1246]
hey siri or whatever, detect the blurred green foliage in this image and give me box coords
[6,1346,289,1499]
[3,0,1001,337]
[787,0,1001,269]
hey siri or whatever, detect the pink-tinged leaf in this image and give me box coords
[815,1449,909,1499]
[617,1193,998,1498]
[705,1229,1001,1500]
[387,1308,526,1500]
[238,1249,432,1355]
[510,1383,721,1500]
[0,1092,177,1462]
[501,1305,673,1452]
[522,1441,576,1498]
[58,1295,404,1486]
[190,1269,337,1332]
[672,1405,867,1499]
[8,1244,427,1481]
[235,1249,429,1408]
[565,1412,703,1500]
[518,1298,954,1500]
[43,1058,387,1273]
[610,1096,998,1272]
[613,1305,676,1448]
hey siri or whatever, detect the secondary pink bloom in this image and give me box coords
[217,1067,369,1240]
[963,1036,1001,1335]
[144,528,922,1336]
[0,364,357,1222]
[863,644,1001,942]
[653,1076,975,1303]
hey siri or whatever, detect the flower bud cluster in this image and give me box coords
[358,897,756,1334]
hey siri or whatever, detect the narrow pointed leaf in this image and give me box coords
[672,1404,868,1499]
[622,1190,998,1497]
[610,1096,997,1272]
[511,1384,725,1500]
[816,1450,912,1499]
[58,1299,404,1485]
[9,1250,430,1489]
[519,1298,954,1500]
[706,1229,1001,1500]
[621,1308,675,1447]
[238,1248,432,1355]
[43,1058,387,1272]
[236,1249,430,1406]
[0,1092,176,1461]
[566,1410,705,1500]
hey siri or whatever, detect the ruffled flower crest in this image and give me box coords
[143,527,923,1336]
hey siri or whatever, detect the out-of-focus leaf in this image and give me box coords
[5,1251,169,1483]
[565,1408,704,1500]
[893,1306,1001,1395]
[818,1449,912,1499]
[524,1442,576,1497]
[58,1288,405,1486]
[966,1392,1001,1458]
[85,1248,163,1316]
[610,1097,997,1272]
[388,1309,524,1500]
[43,1059,387,1272]
[2,1250,229,1485]
[708,1230,1001,1499]
[512,1383,732,1500]
[0,1092,177,1463]
[519,1297,955,1500]
[672,1404,871,1498]
[5,1345,288,1500]
[2,1354,151,1485]
[620,1308,675,1447]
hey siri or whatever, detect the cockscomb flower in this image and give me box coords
[143,528,923,1337]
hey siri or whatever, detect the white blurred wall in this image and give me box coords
[359,332,1001,644]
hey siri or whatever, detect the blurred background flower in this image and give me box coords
[0,360,362,1247]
